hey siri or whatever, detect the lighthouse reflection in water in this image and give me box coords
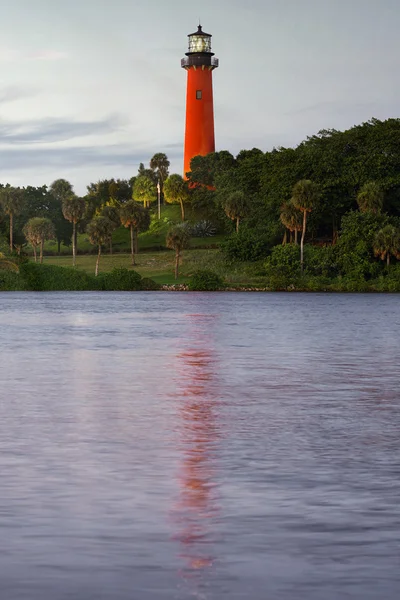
[171,313,221,592]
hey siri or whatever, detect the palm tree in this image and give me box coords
[373,225,400,268]
[291,179,320,272]
[164,174,190,221]
[120,201,150,265]
[166,225,190,279]
[223,191,249,233]
[23,217,55,264]
[62,195,86,266]
[280,201,303,244]
[150,153,170,203]
[86,216,115,276]
[49,179,74,203]
[101,205,121,255]
[132,175,157,208]
[357,182,384,215]
[0,186,25,252]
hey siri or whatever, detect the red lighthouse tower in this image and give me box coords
[181,25,219,178]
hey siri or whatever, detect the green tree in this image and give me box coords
[101,205,121,254]
[86,216,115,276]
[133,175,157,208]
[336,211,386,278]
[166,225,190,279]
[49,179,74,203]
[62,195,86,266]
[138,162,157,183]
[164,174,190,221]
[291,179,320,272]
[223,191,250,233]
[357,181,384,215]
[280,201,303,244]
[373,225,400,268]
[120,200,150,265]
[150,153,170,201]
[23,217,55,264]
[0,186,25,252]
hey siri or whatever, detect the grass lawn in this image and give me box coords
[44,205,227,255]
[39,204,266,286]
[43,249,267,286]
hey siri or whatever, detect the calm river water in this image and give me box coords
[0,292,399,599]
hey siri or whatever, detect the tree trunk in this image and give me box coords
[295,229,298,245]
[72,222,76,267]
[332,216,338,245]
[95,245,101,276]
[9,213,13,252]
[40,239,44,264]
[180,200,185,221]
[236,217,240,233]
[300,211,307,274]
[135,230,138,255]
[58,239,61,255]
[387,253,390,269]
[130,225,135,265]
[109,237,113,255]
[282,230,287,245]
[175,250,180,280]
[33,246,37,263]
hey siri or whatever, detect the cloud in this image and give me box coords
[0,144,182,172]
[0,114,127,144]
[284,101,381,117]
[27,50,69,62]
[0,86,38,104]
[0,47,68,63]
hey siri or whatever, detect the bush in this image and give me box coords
[20,262,94,291]
[188,269,224,291]
[336,211,388,278]
[187,220,216,237]
[141,277,161,290]
[265,244,301,288]
[17,264,146,292]
[96,268,142,291]
[222,228,273,262]
[0,270,27,291]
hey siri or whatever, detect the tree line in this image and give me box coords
[1,118,400,284]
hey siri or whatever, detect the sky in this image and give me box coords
[0,0,399,194]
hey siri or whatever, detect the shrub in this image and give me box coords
[140,277,161,290]
[96,268,142,291]
[265,244,301,288]
[0,270,26,291]
[336,211,388,278]
[303,245,339,278]
[222,228,273,262]
[20,262,93,291]
[188,269,224,291]
[187,220,216,237]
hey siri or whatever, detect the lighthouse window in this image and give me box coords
[196,90,202,100]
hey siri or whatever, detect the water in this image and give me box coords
[0,292,399,600]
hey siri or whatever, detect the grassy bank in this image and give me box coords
[42,249,266,286]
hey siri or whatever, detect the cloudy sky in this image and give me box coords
[0,0,399,193]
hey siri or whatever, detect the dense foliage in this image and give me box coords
[1,119,400,290]
[188,270,224,291]
[0,263,155,292]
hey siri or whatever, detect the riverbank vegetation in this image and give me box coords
[1,119,400,291]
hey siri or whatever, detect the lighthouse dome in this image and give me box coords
[187,25,212,54]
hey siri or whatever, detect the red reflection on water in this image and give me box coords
[171,316,221,580]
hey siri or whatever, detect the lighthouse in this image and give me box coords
[181,25,219,178]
